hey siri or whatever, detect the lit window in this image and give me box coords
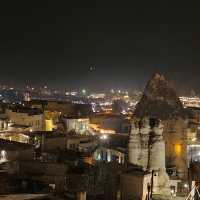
[0,150,7,163]
[174,144,182,156]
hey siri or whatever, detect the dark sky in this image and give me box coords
[0,1,200,91]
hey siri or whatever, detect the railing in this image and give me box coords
[185,186,200,200]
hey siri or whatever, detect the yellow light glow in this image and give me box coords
[174,144,182,155]
[45,119,54,131]
[89,123,115,134]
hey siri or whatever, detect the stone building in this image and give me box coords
[42,134,97,152]
[128,118,170,195]
[5,106,44,131]
[0,139,34,163]
[62,116,90,135]
[120,170,152,200]
[90,113,131,133]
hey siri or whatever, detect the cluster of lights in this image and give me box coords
[100,134,108,140]
[65,91,78,96]
[88,93,105,99]
[180,96,200,108]
[110,89,129,95]
[121,110,127,115]
[72,100,85,104]
[89,123,115,134]
[99,102,112,106]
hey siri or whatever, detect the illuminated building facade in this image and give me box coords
[5,107,44,131]
[44,110,60,131]
[63,117,90,135]
[93,146,125,164]
[180,96,200,108]
[0,132,29,143]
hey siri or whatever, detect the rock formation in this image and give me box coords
[134,72,188,180]
[135,72,185,120]
[129,118,170,195]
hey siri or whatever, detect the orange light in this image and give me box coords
[175,144,182,155]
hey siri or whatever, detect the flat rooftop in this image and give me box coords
[7,106,43,115]
[0,139,33,151]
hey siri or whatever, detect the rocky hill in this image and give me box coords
[134,73,185,119]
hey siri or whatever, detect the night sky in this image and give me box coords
[0,1,200,92]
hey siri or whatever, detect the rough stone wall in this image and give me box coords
[148,124,166,171]
[128,118,171,195]
[128,122,141,165]
[163,118,188,179]
[140,133,149,169]
[149,140,165,171]
[120,173,152,200]
[129,118,165,171]
[128,119,151,169]
[129,117,188,179]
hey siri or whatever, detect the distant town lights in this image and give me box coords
[121,110,127,115]
[71,91,77,96]
[100,134,108,140]
[82,89,86,94]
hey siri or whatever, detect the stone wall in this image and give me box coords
[163,118,188,179]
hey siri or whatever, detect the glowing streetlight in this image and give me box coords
[82,89,86,95]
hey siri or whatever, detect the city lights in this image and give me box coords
[0,2,200,198]
[100,134,108,140]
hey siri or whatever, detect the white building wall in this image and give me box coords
[6,109,44,131]
[63,118,89,134]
